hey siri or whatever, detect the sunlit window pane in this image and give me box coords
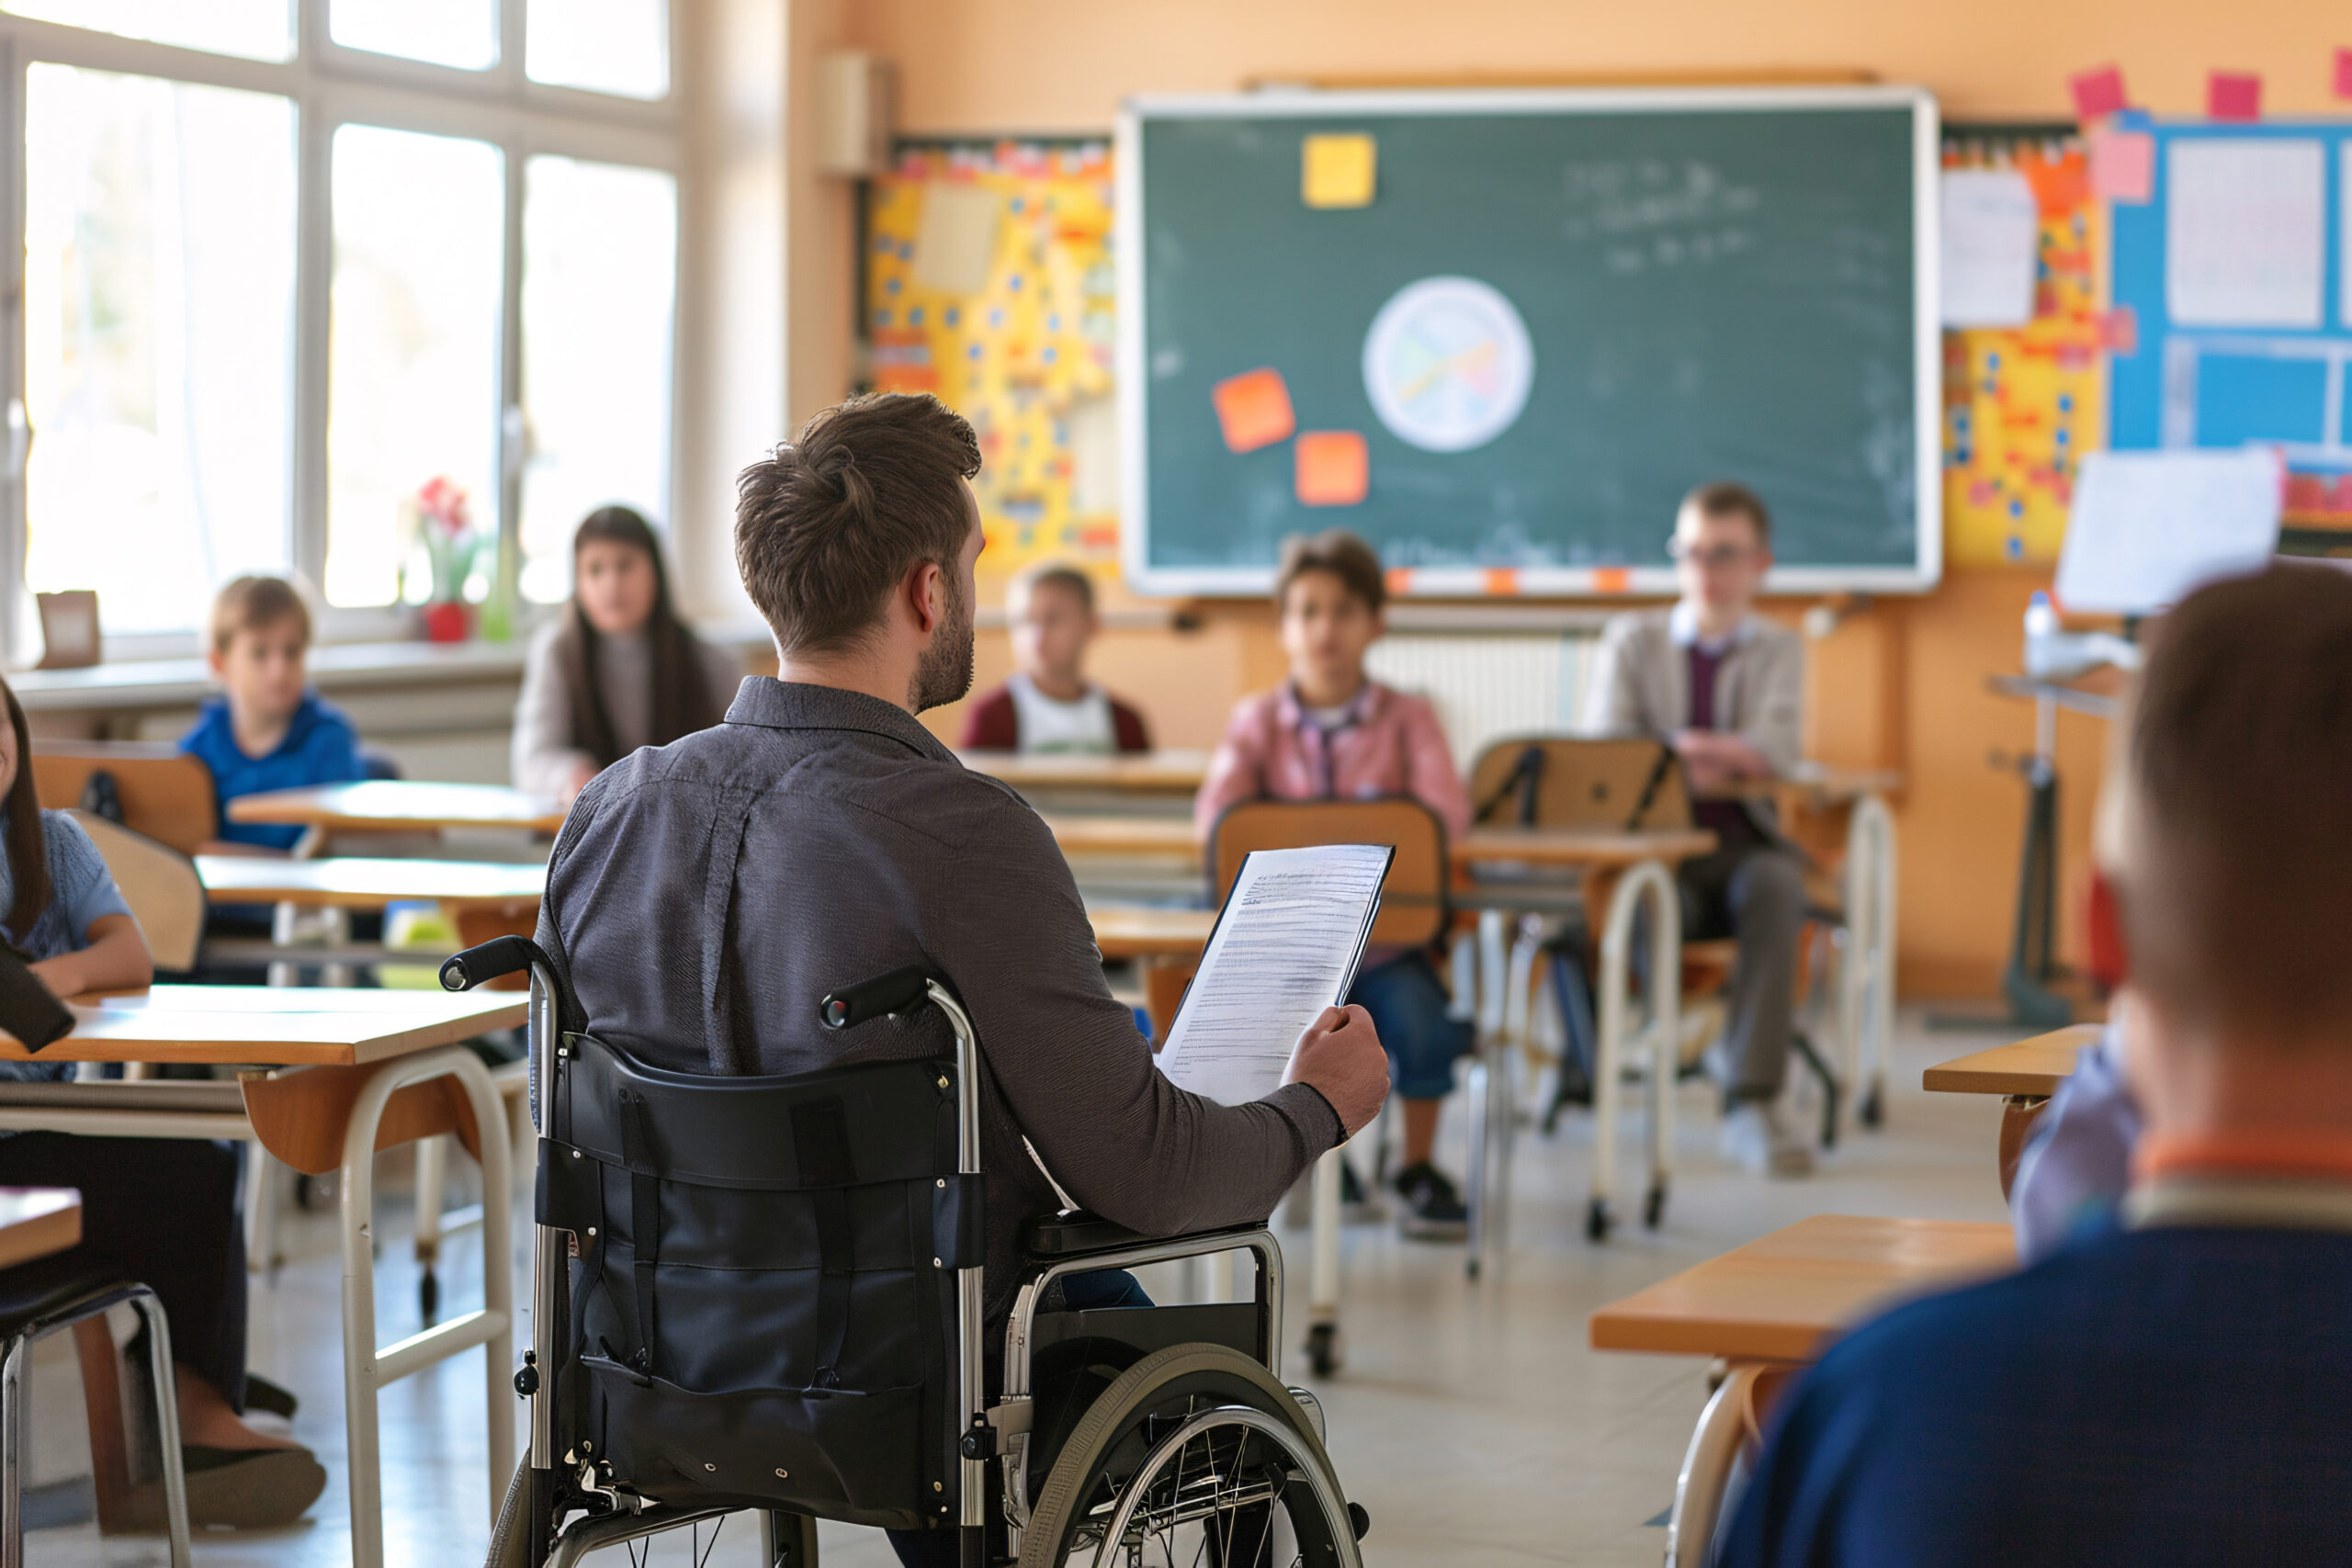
[330,0,497,72]
[327,125,503,608]
[3,0,293,62]
[24,65,295,635]
[520,156,677,603]
[526,0,669,100]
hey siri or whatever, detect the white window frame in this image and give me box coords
[0,0,688,658]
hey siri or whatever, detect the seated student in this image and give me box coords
[1193,528,1475,1237]
[533,394,1387,1568]
[1723,564,2352,1566]
[513,505,739,807]
[1584,481,1811,1177]
[0,675,326,1528]
[960,563,1150,754]
[179,576,367,852]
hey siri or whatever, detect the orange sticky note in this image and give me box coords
[1212,367,1295,454]
[1592,568,1633,593]
[1294,431,1369,506]
[1480,568,1521,596]
[1302,133,1377,209]
[1384,566,1416,597]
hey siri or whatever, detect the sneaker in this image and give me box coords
[1718,1101,1815,1179]
[1339,1158,1386,1224]
[1393,1162,1470,1240]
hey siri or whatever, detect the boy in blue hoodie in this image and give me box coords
[180,576,366,852]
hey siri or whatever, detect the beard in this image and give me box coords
[909,572,976,712]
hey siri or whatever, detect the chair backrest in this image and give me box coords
[1465,735,1693,832]
[1207,796,1448,949]
[538,1033,965,1528]
[31,744,217,856]
[64,810,207,973]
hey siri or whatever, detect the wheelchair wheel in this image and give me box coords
[1018,1342,1363,1568]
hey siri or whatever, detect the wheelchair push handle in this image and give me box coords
[440,934,547,993]
[820,964,937,1029]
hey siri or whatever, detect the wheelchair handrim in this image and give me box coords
[1089,1403,1340,1563]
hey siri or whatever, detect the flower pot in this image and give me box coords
[423,601,472,643]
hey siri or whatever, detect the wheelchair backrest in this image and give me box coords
[536,1032,981,1529]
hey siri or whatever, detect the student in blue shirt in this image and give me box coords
[1722,563,2352,1567]
[178,576,365,852]
[0,672,326,1528]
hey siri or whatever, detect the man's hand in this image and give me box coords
[1672,729,1772,795]
[1282,1004,1389,1137]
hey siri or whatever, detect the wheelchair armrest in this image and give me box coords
[1021,1211,1159,1259]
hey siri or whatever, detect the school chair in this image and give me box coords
[1207,795,1452,1369]
[29,743,217,857]
[66,810,208,976]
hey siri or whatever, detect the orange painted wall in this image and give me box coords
[826,0,2347,994]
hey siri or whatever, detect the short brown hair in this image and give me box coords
[1015,563,1094,615]
[2114,563,2352,1041]
[1681,480,1771,547]
[209,575,311,654]
[734,393,982,657]
[1274,529,1385,615]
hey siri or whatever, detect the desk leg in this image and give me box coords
[1997,1095,2050,1201]
[1665,1363,1759,1568]
[1594,861,1679,1241]
[1305,1146,1343,1374]
[1841,794,1897,1128]
[337,1046,515,1568]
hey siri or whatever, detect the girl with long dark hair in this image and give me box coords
[513,507,740,805]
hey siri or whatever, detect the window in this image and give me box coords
[1,0,294,62]
[330,0,497,72]
[22,65,296,632]
[326,126,504,608]
[519,155,676,603]
[0,2,684,647]
[526,0,668,100]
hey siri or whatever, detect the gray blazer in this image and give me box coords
[1582,606,1804,837]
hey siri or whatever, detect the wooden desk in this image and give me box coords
[1042,813,1201,860]
[1042,814,1722,873]
[1591,1213,2016,1562]
[1926,1024,2099,1195]
[961,748,1210,793]
[0,985,521,1566]
[198,855,546,916]
[1086,905,1215,963]
[0,1186,81,1269]
[226,781,566,838]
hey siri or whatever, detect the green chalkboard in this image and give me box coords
[1116,88,1939,595]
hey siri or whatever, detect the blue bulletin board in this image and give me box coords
[2109,115,2352,520]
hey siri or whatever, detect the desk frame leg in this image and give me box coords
[1838,795,1898,1128]
[1305,1145,1343,1373]
[1665,1362,1760,1568]
[1595,860,1679,1241]
[338,1045,514,1568]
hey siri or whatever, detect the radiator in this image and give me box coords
[1365,632,1599,773]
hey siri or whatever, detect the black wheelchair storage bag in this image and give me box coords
[539,1033,978,1529]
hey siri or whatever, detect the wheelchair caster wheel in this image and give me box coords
[419,1268,439,1325]
[1305,1322,1343,1377]
[1644,1182,1667,1230]
[1350,1501,1372,1541]
[1585,1198,1611,1243]
[1859,1083,1885,1129]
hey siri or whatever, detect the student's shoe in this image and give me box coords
[1339,1158,1387,1224]
[1394,1162,1470,1240]
[1718,1100,1815,1178]
[174,1443,330,1530]
[242,1372,299,1420]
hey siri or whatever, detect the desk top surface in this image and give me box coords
[1589,1213,2018,1363]
[0,985,529,1066]
[1043,814,1717,869]
[0,1187,82,1269]
[226,781,566,834]
[1922,1025,2101,1098]
[1087,905,1216,960]
[197,855,547,910]
[959,749,1210,791]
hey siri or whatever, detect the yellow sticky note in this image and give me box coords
[1302,133,1376,209]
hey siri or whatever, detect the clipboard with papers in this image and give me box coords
[1156,841,1396,1106]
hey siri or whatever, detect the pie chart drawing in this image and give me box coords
[1361,276,1535,454]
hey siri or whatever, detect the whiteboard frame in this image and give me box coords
[1116,85,1944,599]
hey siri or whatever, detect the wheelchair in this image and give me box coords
[443,936,1367,1568]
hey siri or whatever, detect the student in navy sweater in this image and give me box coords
[179,577,366,852]
[1724,563,2352,1566]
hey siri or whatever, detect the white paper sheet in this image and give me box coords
[2166,139,2325,328]
[912,183,1001,297]
[2054,447,2282,614]
[1939,169,2041,328]
[1157,843,1393,1107]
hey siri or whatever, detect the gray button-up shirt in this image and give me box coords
[536,678,1343,1314]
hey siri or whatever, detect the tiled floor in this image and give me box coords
[22,1009,2016,1566]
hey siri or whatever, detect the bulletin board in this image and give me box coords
[2108,116,2352,525]
[861,138,1122,584]
[1939,127,2106,568]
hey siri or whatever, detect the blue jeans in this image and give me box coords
[1348,949,1474,1101]
[886,1269,1150,1567]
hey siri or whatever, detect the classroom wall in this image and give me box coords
[793,0,2337,994]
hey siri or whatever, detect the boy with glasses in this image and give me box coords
[1585,482,1811,1175]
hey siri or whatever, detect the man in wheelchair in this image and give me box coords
[466,392,1389,1567]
